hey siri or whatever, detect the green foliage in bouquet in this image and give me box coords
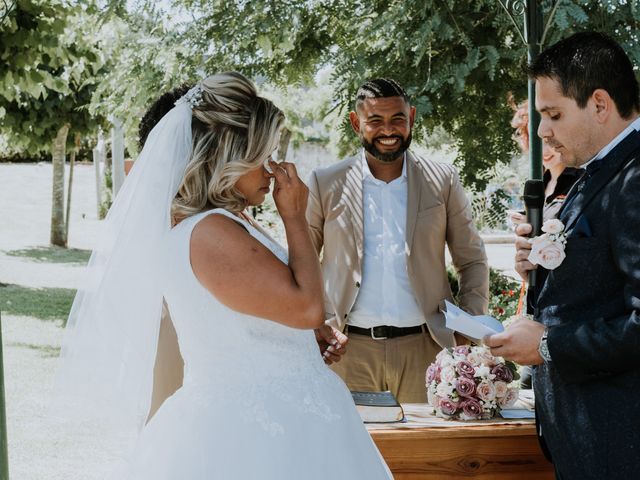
[447,267,520,323]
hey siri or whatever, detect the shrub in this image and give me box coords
[447,267,520,322]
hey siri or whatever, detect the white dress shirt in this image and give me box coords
[582,115,640,169]
[347,151,425,329]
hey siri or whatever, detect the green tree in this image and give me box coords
[172,0,640,190]
[0,0,105,245]
[87,5,203,156]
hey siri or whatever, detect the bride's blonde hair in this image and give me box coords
[172,72,285,220]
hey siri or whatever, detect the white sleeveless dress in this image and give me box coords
[113,208,392,479]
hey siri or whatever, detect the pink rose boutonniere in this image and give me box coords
[528,219,567,270]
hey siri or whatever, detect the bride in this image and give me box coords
[54,72,392,479]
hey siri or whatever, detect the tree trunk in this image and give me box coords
[64,132,80,242]
[278,127,292,162]
[111,118,125,198]
[50,124,69,247]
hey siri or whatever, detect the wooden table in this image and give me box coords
[367,405,554,480]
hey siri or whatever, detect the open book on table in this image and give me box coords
[443,300,504,343]
[351,391,405,423]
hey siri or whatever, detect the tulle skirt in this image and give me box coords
[111,372,392,479]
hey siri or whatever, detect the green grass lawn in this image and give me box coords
[5,245,91,265]
[0,283,76,323]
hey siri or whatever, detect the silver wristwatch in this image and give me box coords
[538,328,552,362]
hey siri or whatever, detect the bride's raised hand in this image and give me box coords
[269,160,308,223]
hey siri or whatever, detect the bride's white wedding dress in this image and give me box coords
[113,208,392,479]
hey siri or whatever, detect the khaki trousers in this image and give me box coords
[330,326,440,403]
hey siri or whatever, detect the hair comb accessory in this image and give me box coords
[176,84,204,108]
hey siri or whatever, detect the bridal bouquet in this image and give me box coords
[426,345,520,420]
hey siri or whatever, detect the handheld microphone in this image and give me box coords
[523,179,545,288]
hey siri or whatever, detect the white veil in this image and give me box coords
[53,96,194,433]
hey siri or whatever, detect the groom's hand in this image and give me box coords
[315,324,348,365]
[484,318,545,365]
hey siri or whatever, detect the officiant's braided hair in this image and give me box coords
[172,72,285,220]
[528,31,640,119]
[355,78,409,110]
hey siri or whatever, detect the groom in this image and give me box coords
[485,32,640,479]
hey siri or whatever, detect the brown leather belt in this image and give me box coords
[347,324,425,340]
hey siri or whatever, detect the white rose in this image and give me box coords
[528,235,566,270]
[438,354,455,368]
[436,349,453,362]
[542,219,565,234]
[474,365,492,379]
[440,365,457,384]
[427,388,438,407]
[436,382,454,397]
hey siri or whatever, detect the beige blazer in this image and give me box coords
[306,150,489,348]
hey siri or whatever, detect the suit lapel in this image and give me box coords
[341,156,364,265]
[560,130,640,232]
[405,151,424,252]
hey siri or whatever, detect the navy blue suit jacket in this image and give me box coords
[533,129,640,479]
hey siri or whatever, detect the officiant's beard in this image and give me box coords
[361,133,412,163]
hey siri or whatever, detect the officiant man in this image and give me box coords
[306,78,489,403]
[485,32,640,479]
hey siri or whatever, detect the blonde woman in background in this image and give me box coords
[508,99,582,224]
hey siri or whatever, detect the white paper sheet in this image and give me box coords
[444,300,504,341]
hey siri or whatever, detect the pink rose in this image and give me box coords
[476,381,497,401]
[499,388,519,408]
[426,363,441,384]
[466,351,483,366]
[491,364,514,383]
[494,381,508,398]
[455,376,476,397]
[528,235,566,270]
[455,360,475,378]
[453,345,471,356]
[477,348,498,368]
[460,398,482,419]
[542,219,564,234]
[439,398,458,416]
